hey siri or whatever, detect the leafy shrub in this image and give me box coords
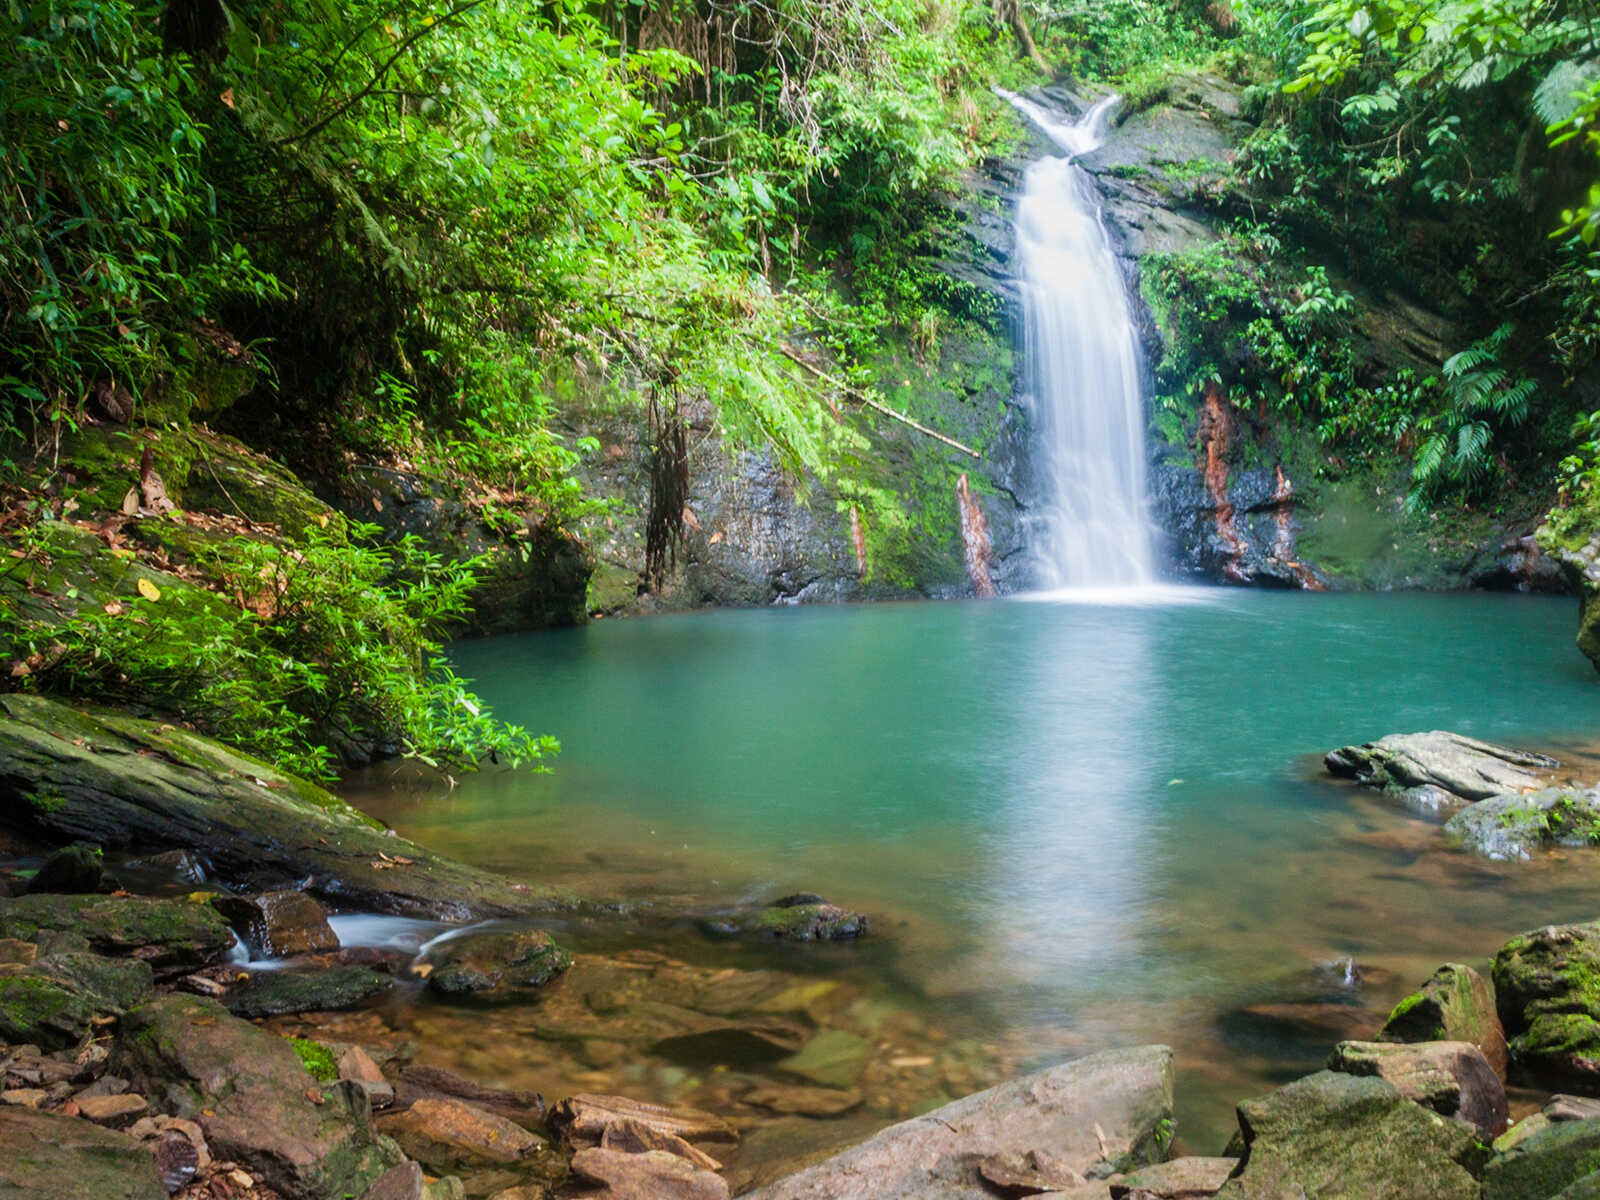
[3,521,552,781]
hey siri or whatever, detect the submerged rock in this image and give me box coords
[419,927,570,999]
[1444,788,1600,860]
[550,1094,737,1149]
[394,1064,546,1129]
[212,890,338,958]
[1325,731,1556,807]
[113,993,401,1200]
[697,897,868,942]
[743,1045,1173,1200]
[1493,921,1600,1091]
[1215,1071,1482,1199]
[569,1145,730,1200]
[0,694,562,919]
[0,1106,167,1200]
[375,1095,541,1169]
[1378,962,1509,1079]
[1327,1039,1508,1139]
[0,893,232,979]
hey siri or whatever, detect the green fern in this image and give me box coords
[1406,323,1537,511]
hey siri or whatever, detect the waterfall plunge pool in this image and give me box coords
[345,589,1600,1175]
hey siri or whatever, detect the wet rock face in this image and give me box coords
[333,463,589,636]
[212,890,337,958]
[224,964,396,1018]
[743,1045,1175,1200]
[1493,922,1600,1092]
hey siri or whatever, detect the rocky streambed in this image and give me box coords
[11,695,1600,1198]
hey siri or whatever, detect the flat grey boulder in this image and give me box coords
[742,1045,1174,1200]
[1445,788,1600,860]
[1325,731,1555,807]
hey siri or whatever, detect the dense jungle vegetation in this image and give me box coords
[0,0,1597,775]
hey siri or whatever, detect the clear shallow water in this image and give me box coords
[354,589,1600,1154]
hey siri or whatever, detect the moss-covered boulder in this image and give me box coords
[0,694,564,919]
[113,993,403,1200]
[1378,962,1509,1079]
[1214,1071,1483,1199]
[1445,789,1600,861]
[420,928,570,999]
[225,964,396,1018]
[0,893,231,978]
[0,1107,167,1200]
[1493,921,1600,1091]
[1483,1118,1600,1200]
[697,896,868,942]
[1327,1039,1508,1139]
[37,426,339,537]
[1538,495,1600,674]
[0,949,152,1048]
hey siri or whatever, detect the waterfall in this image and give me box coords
[1000,91,1155,589]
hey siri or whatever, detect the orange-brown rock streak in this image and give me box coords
[956,474,997,598]
[1267,465,1324,590]
[1199,381,1247,583]
[849,505,867,576]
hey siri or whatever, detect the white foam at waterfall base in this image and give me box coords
[999,90,1157,590]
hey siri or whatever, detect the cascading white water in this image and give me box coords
[1000,90,1155,588]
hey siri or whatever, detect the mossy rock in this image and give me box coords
[1537,493,1600,675]
[0,1107,167,1200]
[0,693,565,918]
[699,899,868,942]
[421,928,570,999]
[24,425,339,537]
[1483,1118,1600,1200]
[1215,1071,1483,1199]
[1493,922,1600,1091]
[0,949,153,1048]
[0,893,231,979]
[1379,962,1509,1079]
[113,993,402,1200]
[226,965,395,1018]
